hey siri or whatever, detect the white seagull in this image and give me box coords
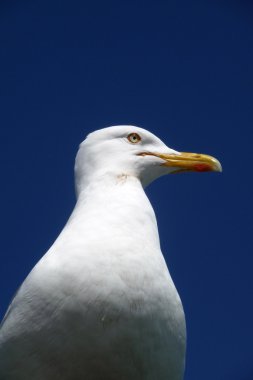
[0,126,221,380]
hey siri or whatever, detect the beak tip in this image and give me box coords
[214,160,222,173]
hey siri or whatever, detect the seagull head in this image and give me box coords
[75,125,222,194]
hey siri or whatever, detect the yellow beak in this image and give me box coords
[139,152,222,173]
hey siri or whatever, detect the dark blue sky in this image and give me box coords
[1,1,253,379]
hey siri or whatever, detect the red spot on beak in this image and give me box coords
[194,163,212,172]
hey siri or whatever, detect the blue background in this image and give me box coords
[0,1,252,379]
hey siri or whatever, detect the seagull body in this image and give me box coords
[0,126,221,380]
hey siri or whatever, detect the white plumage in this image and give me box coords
[0,126,221,380]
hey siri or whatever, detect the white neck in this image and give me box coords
[67,174,161,252]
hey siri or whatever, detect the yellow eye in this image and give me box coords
[127,133,141,144]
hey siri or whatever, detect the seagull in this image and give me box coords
[0,126,221,380]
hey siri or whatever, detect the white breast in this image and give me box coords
[0,177,186,380]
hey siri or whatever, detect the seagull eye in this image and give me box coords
[127,133,141,144]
